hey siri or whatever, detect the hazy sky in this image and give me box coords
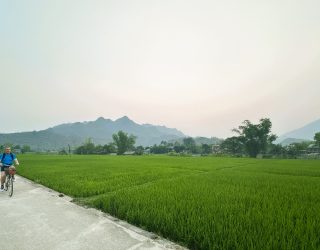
[1,0,319,138]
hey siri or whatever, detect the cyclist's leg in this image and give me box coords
[0,167,6,190]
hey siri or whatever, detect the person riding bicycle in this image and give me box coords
[0,147,19,191]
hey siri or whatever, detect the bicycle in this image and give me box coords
[4,166,16,197]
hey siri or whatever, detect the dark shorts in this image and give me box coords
[1,165,11,172]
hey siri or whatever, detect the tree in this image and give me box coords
[183,137,196,154]
[314,132,320,147]
[269,144,285,157]
[94,145,104,154]
[150,144,169,154]
[284,142,310,158]
[134,146,144,155]
[201,144,211,154]
[233,118,277,158]
[112,131,136,155]
[82,138,95,154]
[173,144,185,153]
[103,143,116,154]
[74,138,95,154]
[221,136,243,155]
[21,145,31,154]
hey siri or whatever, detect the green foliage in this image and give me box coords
[220,136,243,155]
[18,155,320,250]
[262,141,317,159]
[201,143,211,154]
[167,151,179,156]
[74,138,95,154]
[314,132,320,147]
[183,137,197,153]
[134,146,144,155]
[150,144,170,154]
[268,143,285,157]
[285,141,312,158]
[103,143,116,154]
[21,145,32,154]
[173,144,185,153]
[233,118,277,157]
[74,139,116,155]
[112,131,136,155]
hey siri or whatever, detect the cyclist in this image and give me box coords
[0,147,19,191]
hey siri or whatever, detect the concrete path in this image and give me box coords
[0,176,186,250]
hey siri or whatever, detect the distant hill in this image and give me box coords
[0,116,187,150]
[277,119,320,145]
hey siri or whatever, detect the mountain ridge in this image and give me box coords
[277,118,320,144]
[0,116,186,150]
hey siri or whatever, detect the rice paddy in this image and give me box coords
[18,155,320,249]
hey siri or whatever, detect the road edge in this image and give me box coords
[17,175,188,250]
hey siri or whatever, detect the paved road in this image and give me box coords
[0,176,186,250]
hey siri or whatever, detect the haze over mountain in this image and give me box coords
[277,119,320,145]
[0,116,186,150]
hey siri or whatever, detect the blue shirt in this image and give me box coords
[0,153,16,166]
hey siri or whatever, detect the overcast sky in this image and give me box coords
[0,0,319,138]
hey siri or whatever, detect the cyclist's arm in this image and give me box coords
[14,159,19,166]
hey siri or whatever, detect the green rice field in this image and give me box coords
[18,155,320,250]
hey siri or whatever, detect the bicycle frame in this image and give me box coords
[4,166,15,197]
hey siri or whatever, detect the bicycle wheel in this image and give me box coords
[7,176,13,197]
[4,176,9,191]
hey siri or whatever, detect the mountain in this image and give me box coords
[277,119,320,144]
[0,116,186,150]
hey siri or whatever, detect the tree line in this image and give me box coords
[74,131,136,155]
[148,138,212,155]
[73,131,213,156]
[3,118,319,158]
[73,118,320,158]
[221,118,320,158]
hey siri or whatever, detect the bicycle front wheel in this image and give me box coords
[7,176,13,197]
[4,177,9,191]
